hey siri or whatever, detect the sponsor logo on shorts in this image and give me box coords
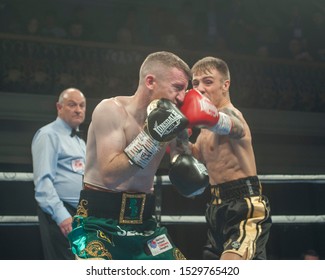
[116,225,154,237]
[246,179,254,195]
[147,234,173,256]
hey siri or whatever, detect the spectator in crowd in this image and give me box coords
[306,11,325,62]
[25,17,40,36]
[67,21,85,40]
[288,38,314,61]
[41,12,67,38]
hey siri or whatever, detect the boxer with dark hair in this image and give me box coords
[171,56,272,260]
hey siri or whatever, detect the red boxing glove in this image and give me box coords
[179,89,232,135]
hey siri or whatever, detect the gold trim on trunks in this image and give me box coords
[82,240,112,260]
[119,193,146,224]
[76,199,88,217]
[210,186,221,205]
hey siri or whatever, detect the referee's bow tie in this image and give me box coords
[70,128,83,138]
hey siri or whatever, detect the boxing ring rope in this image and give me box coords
[1,172,325,183]
[1,172,325,225]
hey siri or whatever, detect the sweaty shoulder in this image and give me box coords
[92,97,129,123]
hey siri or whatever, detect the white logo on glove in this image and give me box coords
[153,109,183,138]
[199,98,218,117]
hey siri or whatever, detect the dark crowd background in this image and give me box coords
[2,0,325,62]
[0,0,324,113]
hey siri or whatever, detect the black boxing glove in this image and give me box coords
[146,98,189,142]
[124,99,188,168]
[169,154,209,197]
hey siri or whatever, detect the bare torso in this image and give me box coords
[84,96,166,193]
[193,105,257,185]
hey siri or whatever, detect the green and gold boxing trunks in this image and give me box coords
[68,188,186,260]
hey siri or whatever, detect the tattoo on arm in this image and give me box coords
[220,108,245,139]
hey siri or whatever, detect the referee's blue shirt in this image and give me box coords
[32,117,86,225]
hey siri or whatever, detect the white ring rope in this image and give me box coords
[1,172,325,183]
[1,215,325,225]
[0,172,34,182]
[159,215,325,224]
[1,172,325,225]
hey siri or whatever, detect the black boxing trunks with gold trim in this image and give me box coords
[205,176,272,260]
[210,176,262,205]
